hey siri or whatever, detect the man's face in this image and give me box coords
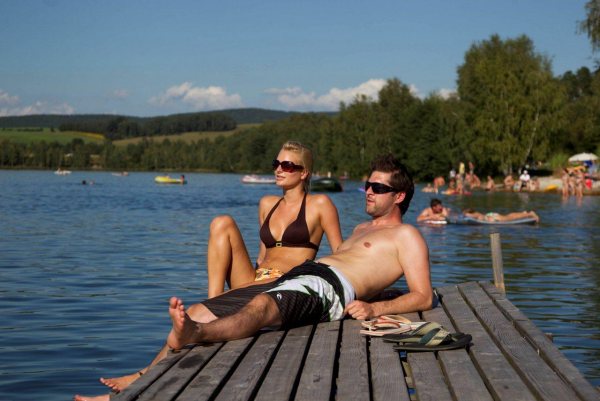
[364,171,402,217]
[432,204,443,214]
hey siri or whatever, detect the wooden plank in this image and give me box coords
[136,343,222,401]
[175,337,254,401]
[407,352,453,401]
[369,337,410,401]
[437,284,538,401]
[113,347,193,401]
[336,319,369,400]
[213,330,285,401]
[254,325,314,401]
[480,281,600,401]
[423,306,494,401]
[458,281,580,401]
[295,320,341,401]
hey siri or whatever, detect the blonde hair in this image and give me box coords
[281,140,313,192]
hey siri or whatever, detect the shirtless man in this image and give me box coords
[74,154,433,401]
[417,198,450,222]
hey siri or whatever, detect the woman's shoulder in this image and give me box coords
[259,195,281,209]
[306,193,336,208]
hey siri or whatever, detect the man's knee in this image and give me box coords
[210,214,236,234]
[247,294,282,326]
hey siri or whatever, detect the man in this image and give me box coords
[417,198,450,222]
[75,154,433,401]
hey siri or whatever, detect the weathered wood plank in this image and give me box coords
[336,319,369,400]
[369,337,410,401]
[137,343,222,401]
[212,330,285,401]
[113,346,193,401]
[295,320,341,401]
[175,337,253,401]
[458,281,580,401]
[480,281,599,401]
[408,352,453,401]
[437,284,538,401]
[254,325,314,401]
[423,305,494,401]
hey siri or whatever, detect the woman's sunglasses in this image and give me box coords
[364,181,397,194]
[272,159,304,173]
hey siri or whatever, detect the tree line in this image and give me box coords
[1,34,599,180]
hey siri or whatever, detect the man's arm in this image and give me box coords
[416,208,431,222]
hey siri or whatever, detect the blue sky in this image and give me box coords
[0,0,595,117]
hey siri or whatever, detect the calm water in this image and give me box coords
[0,170,598,400]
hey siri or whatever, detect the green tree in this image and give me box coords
[457,34,566,174]
[580,0,600,53]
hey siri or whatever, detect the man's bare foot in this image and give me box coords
[530,211,540,222]
[73,394,109,401]
[99,370,143,392]
[167,297,201,349]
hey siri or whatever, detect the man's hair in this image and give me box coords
[430,198,442,208]
[369,154,414,215]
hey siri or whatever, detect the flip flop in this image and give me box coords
[382,321,443,342]
[393,332,472,352]
[360,315,417,337]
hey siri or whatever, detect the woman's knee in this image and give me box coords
[209,215,237,234]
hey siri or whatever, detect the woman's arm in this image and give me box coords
[317,195,343,252]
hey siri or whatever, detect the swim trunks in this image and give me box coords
[201,260,355,328]
[259,193,319,250]
[264,260,355,328]
[485,212,500,222]
[255,267,284,281]
[202,280,280,318]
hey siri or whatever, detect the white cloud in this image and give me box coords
[112,89,129,99]
[265,79,387,111]
[149,82,243,110]
[436,88,457,99]
[0,89,20,106]
[0,90,75,117]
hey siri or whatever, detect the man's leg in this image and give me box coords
[98,302,218,392]
[168,293,282,347]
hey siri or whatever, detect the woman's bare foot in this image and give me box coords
[167,297,201,349]
[73,394,110,401]
[99,370,143,392]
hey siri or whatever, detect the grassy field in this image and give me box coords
[0,128,105,145]
[112,123,259,146]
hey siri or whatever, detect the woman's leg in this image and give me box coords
[207,215,256,298]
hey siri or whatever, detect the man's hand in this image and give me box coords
[344,300,377,321]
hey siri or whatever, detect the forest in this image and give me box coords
[1,34,599,181]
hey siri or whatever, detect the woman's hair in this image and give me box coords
[281,140,313,192]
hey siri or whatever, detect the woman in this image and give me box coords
[463,209,539,223]
[91,142,343,396]
[206,140,342,297]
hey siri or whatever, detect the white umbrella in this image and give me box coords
[568,152,598,163]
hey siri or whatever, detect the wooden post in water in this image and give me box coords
[490,232,505,294]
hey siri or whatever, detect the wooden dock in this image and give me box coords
[113,281,599,401]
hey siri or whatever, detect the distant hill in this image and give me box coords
[0,108,332,128]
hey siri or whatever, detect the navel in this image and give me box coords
[363,242,371,248]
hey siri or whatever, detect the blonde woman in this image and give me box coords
[91,142,343,396]
[206,140,343,297]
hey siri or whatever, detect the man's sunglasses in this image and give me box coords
[272,159,304,173]
[364,181,397,194]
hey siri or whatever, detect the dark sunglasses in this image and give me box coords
[272,159,304,173]
[364,181,397,194]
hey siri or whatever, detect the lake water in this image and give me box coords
[0,170,598,400]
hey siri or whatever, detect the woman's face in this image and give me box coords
[273,150,307,188]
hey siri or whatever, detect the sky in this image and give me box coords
[0,0,596,117]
